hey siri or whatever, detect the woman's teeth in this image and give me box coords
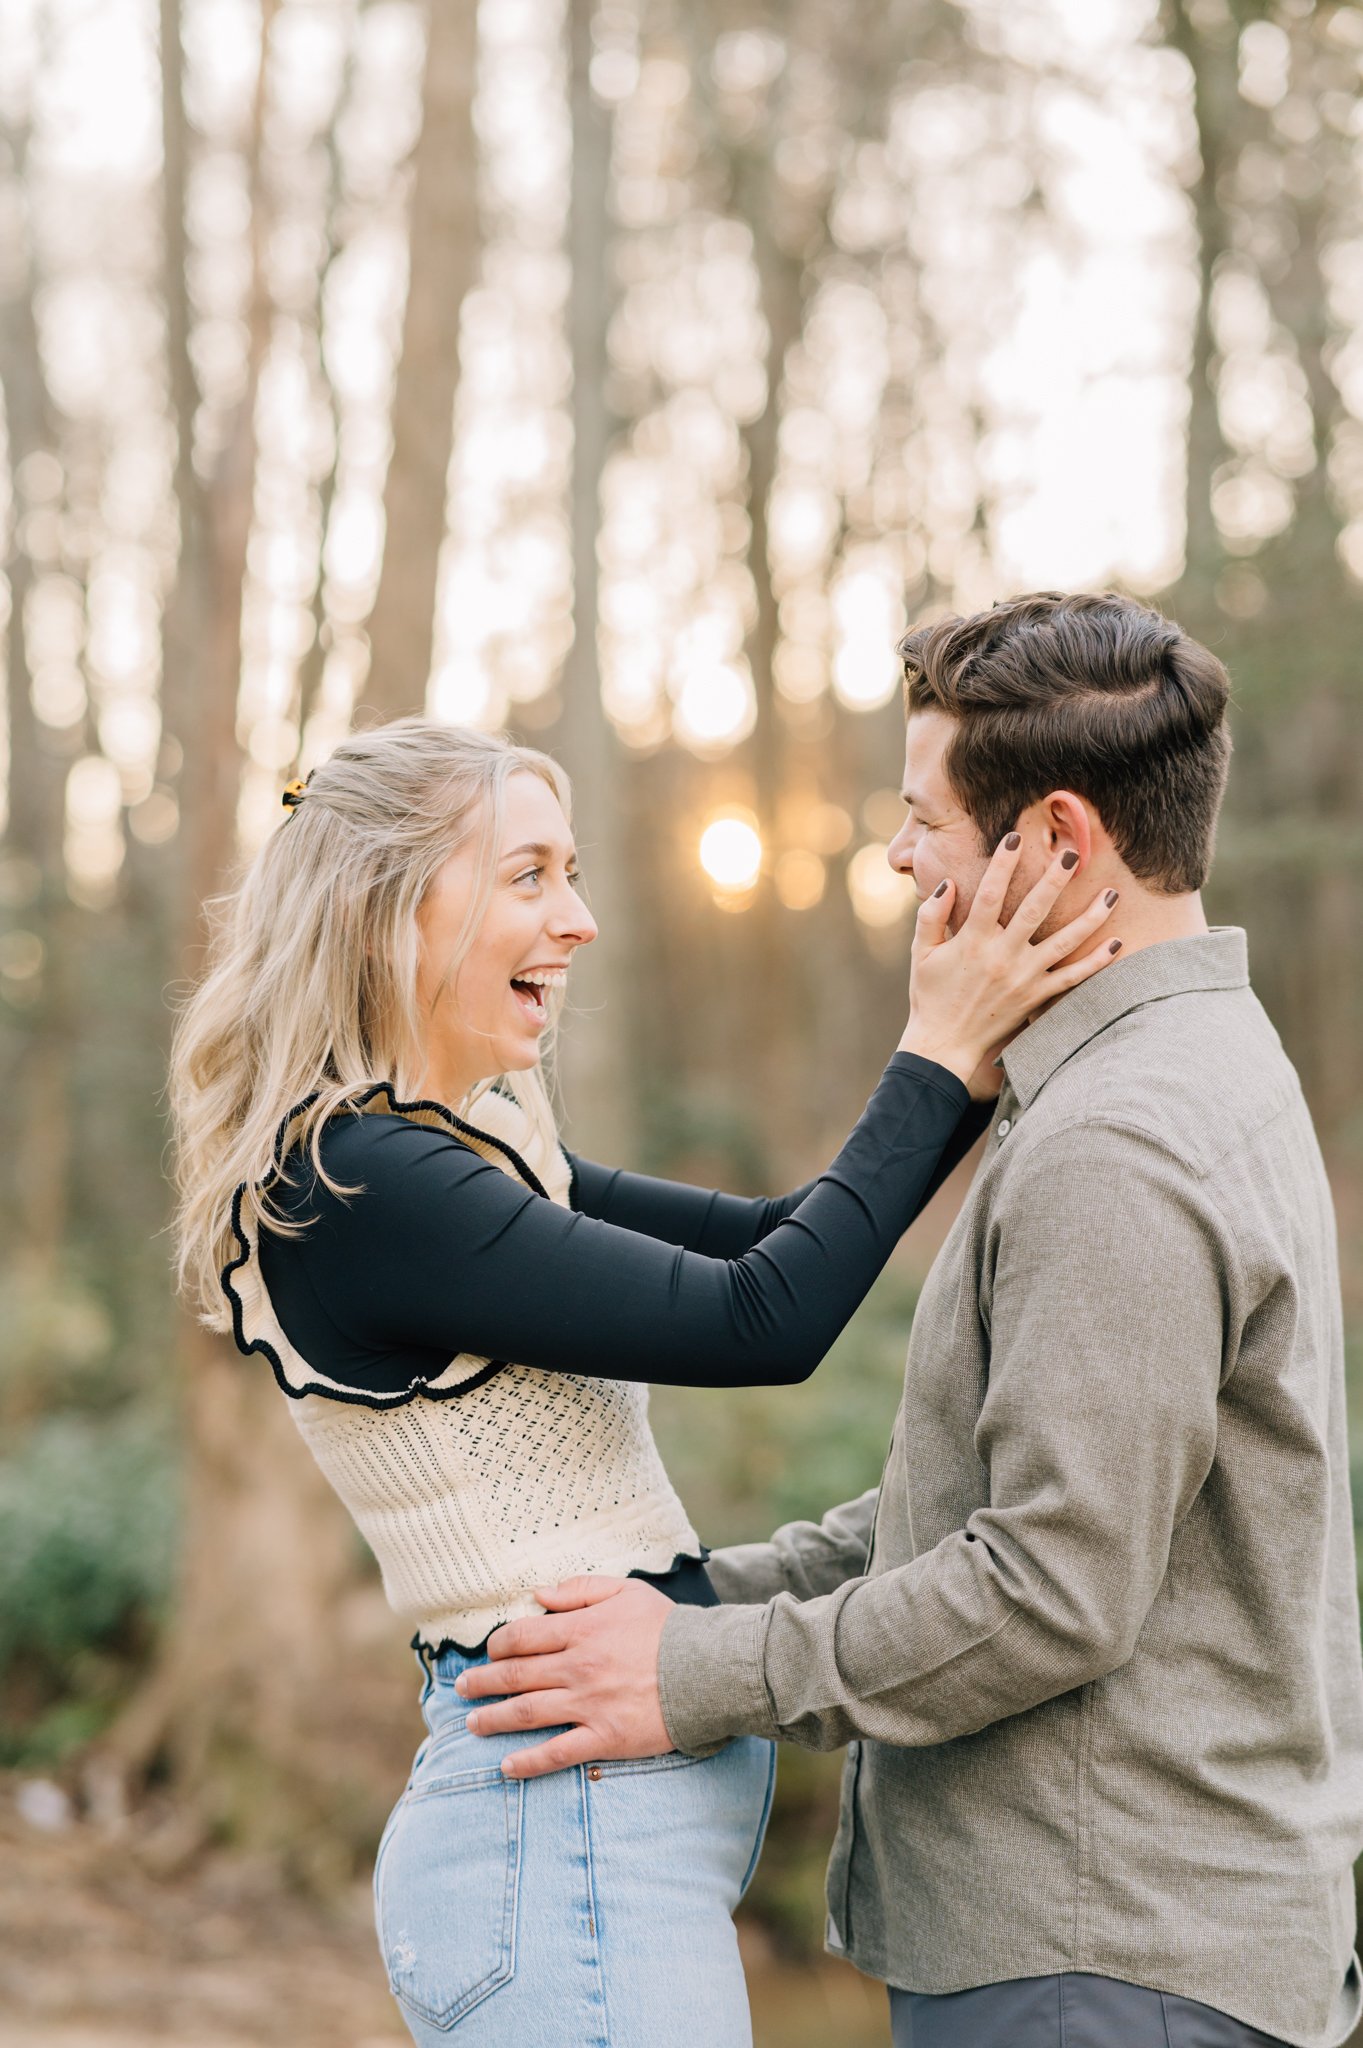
[511,970,566,1021]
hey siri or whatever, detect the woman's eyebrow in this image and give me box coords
[500,841,576,864]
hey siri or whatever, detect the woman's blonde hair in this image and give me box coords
[170,719,571,1326]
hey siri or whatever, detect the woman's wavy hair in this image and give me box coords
[171,719,571,1326]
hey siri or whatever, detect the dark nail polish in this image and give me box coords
[1105,889,1118,908]
[1061,850,1079,871]
[932,879,949,898]
[1109,938,1122,954]
[1003,832,1021,852]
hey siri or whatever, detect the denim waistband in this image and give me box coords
[411,1635,492,1687]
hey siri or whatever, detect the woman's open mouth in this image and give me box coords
[510,969,566,1024]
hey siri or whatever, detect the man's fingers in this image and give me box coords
[502,1728,603,1781]
[532,1576,629,1610]
[1036,885,1118,966]
[459,1653,570,1700]
[465,1688,576,1738]
[485,1614,574,1661]
[479,1581,626,1671]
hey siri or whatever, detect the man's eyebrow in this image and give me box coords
[901,789,936,815]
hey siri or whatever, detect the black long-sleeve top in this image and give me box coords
[259,1053,984,1395]
[257,1053,988,1611]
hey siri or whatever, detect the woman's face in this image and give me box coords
[415,771,597,1101]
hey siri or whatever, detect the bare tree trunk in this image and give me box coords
[1163,0,1242,612]
[0,109,82,1370]
[733,172,806,1173]
[92,0,356,1832]
[551,0,634,1161]
[360,0,479,723]
[1164,0,1363,1132]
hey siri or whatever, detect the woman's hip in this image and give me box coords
[373,1646,776,2045]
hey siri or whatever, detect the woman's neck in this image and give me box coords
[414,1049,491,1110]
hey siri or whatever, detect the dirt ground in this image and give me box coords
[0,1777,890,2048]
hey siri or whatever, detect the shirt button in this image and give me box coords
[997,1118,1012,1137]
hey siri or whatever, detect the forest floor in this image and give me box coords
[0,1776,890,2048]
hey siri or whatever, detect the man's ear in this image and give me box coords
[1040,791,1094,871]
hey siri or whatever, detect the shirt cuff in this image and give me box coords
[657,1601,779,1753]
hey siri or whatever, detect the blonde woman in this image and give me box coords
[170,719,1119,2048]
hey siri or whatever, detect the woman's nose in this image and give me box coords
[887,824,915,876]
[552,885,597,946]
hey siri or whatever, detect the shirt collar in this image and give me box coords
[999,927,1249,1110]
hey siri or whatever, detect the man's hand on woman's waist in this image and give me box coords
[456,1575,673,1778]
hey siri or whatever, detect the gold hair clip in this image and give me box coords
[281,772,313,813]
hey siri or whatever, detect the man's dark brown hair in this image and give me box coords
[899,591,1232,894]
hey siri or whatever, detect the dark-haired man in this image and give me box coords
[459,593,1363,2048]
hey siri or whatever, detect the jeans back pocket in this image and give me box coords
[374,1762,523,2031]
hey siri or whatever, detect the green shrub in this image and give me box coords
[0,1407,178,1677]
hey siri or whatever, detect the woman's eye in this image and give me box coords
[513,867,543,888]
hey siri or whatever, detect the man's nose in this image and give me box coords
[887,824,914,875]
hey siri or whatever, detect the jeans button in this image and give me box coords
[588,1766,602,1781]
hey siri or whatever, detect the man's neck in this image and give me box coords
[1029,888,1208,1022]
[1090,886,1208,964]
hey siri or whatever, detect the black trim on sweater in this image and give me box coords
[411,1551,719,1662]
[220,1082,552,1410]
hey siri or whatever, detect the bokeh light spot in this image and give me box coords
[700,811,763,894]
[848,842,914,928]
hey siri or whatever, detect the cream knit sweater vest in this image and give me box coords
[223,1086,702,1648]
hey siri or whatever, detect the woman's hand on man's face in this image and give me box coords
[898,834,1121,1086]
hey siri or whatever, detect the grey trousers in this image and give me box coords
[888,1973,1290,2048]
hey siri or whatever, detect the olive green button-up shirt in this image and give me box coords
[657,929,1363,2048]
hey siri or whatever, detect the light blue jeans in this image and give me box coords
[373,1644,777,2047]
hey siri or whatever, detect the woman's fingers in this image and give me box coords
[1003,846,1084,939]
[1035,884,1120,968]
[910,877,955,959]
[959,832,1023,931]
[1040,933,1124,995]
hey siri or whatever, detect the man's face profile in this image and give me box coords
[891,709,1089,941]
[888,710,993,932]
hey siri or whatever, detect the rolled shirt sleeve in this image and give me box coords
[657,1121,1235,1755]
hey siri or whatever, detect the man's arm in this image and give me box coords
[658,1122,1233,1754]
[704,1489,879,1606]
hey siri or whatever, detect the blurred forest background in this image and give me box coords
[1,0,1361,2041]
